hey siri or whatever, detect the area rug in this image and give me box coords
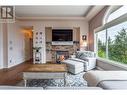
[17,72,87,88]
[24,72,87,88]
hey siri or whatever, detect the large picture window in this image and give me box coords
[96,6,127,65]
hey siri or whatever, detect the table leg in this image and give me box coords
[24,79,27,87]
[64,73,67,87]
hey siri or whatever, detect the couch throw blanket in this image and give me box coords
[84,71,127,86]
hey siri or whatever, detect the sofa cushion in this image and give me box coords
[76,51,96,60]
[75,52,82,58]
[98,80,127,90]
[68,58,87,63]
[63,59,84,68]
[69,67,84,74]
[84,71,127,86]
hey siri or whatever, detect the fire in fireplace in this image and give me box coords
[56,51,69,63]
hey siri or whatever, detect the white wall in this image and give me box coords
[0,23,3,68]
[18,20,88,62]
[7,21,32,68]
[24,33,33,60]
[7,22,22,67]
[2,24,8,68]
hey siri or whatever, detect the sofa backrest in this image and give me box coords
[76,51,96,59]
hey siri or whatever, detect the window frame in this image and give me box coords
[94,6,127,65]
[103,6,122,24]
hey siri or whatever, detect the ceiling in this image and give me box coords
[15,6,105,21]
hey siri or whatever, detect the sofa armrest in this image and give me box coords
[83,57,96,66]
[83,58,96,71]
[84,57,96,61]
[68,58,86,63]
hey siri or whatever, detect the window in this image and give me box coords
[96,6,127,65]
[107,6,127,23]
[107,21,127,64]
[97,30,106,58]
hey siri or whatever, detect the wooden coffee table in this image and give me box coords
[23,64,67,87]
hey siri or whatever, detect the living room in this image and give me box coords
[1,4,127,91]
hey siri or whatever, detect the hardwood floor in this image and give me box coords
[0,60,32,85]
[0,61,59,85]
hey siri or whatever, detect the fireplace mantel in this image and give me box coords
[52,41,73,45]
[52,49,70,51]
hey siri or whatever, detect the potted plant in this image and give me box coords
[33,47,42,52]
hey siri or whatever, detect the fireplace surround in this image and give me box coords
[45,27,80,63]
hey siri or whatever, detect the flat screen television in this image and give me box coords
[52,29,73,41]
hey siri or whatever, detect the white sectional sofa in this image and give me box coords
[62,51,96,74]
[84,71,127,89]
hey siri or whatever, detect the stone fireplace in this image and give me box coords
[51,45,79,63]
[45,27,80,63]
[46,43,80,63]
